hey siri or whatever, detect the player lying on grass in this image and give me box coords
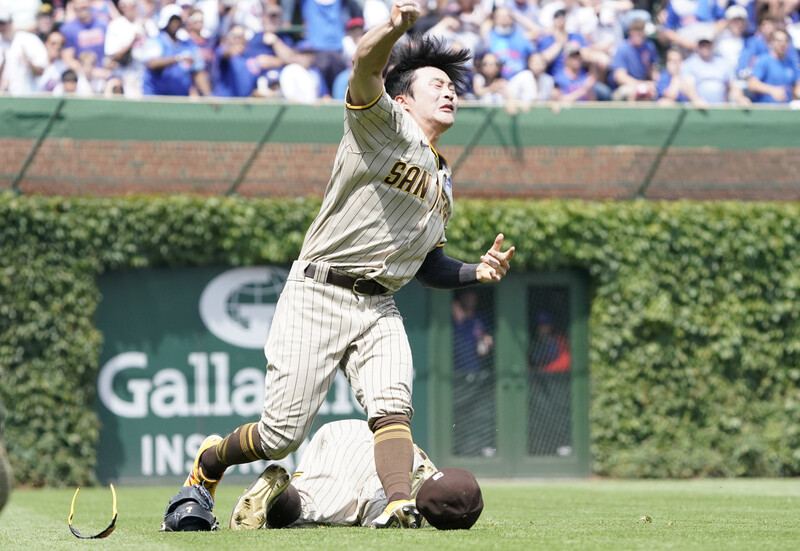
[163,0,514,532]
[229,419,483,530]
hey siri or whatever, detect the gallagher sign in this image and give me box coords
[95,266,360,483]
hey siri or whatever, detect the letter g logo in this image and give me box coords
[199,267,288,349]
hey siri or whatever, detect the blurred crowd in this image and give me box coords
[0,0,799,106]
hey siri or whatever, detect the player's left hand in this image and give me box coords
[476,234,515,283]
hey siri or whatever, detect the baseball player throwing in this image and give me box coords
[168,0,515,530]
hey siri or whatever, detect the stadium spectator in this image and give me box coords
[425,6,483,55]
[508,51,557,102]
[727,0,757,36]
[238,8,294,97]
[280,0,360,91]
[244,3,295,78]
[747,28,800,103]
[36,30,68,93]
[448,0,490,38]
[185,7,216,76]
[655,46,689,104]
[78,49,109,94]
[66,0,120,27]
[278,39,330,102]
[245,3,294,58]
[52,67,93,96]
[451,290,495,457]
[471,50,513,103]
[528,311,570,373]
[538,8,587,76]
[658,0,724,52]
[561,0,600,40]
[142,3,211,96]
[139,0,162,38]
[342,16,364,62]
[2,0,44,33]
[484,5,537,79]
[527,310,572,457]
[228,0,266,36]
[0,8,49,96]
[254,66,282,97]
[34,3,55,42]
[331,16,365,100]
[609,18,659,101]
[737,16,799,83]
[715,5,748,74]
[104,74,125,96]
[505,0,542,38]
[60,0,108,71]
[212,24,259,96]
[104,0,149,98]
[585,3,625,70]
[553,42,596,102]
[681,32,750,107]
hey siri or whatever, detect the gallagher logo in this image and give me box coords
[199,267,288,349]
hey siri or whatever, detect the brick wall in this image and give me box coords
[3,137,800,200]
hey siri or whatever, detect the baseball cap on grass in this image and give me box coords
[416,468,483,530]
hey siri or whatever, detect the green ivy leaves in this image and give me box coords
[3,193,800,483]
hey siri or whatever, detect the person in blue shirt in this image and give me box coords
[656,46,689,103]
[681,34,751,106]
[485,6,537,80]
[451,290,495,456]
[747,29,800,103]
[213,25,258,97]
[609,18,660,101]
[245,4,295,59]
[537,8,586,76]
[553,45,596,102]
[659,0,724,52]
[59,0,107,72]
[142,4,211,97]
[737,16,799,81]
[280,0,362,91]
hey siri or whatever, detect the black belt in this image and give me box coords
[304,264,389,296]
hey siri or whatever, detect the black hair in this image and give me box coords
[61,69,78,83]
[384,35,472,98]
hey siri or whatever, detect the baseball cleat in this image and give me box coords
[183,434,223,501]
[370,499,423,529]
[229,464,291,530]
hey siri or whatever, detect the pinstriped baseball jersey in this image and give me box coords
[282,419,436,527]
[299,89,454,293]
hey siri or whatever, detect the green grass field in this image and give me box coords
[1,479,799,550]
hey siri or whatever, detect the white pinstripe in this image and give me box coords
[258,90,453,461]
[259,260,414,458]
[286,420,436,527]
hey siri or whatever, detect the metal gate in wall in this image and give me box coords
[425,270,591,478]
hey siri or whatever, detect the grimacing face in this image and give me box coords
[399,66,458,135]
